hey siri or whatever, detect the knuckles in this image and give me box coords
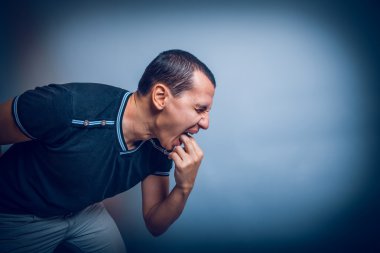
[175,157,199,171]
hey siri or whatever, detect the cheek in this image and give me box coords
[159,113,184,135]
[161,104,198,134]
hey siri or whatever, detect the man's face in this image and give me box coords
[156,71,215,150]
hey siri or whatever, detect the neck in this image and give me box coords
[122,92,154,150]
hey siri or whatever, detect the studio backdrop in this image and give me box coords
[1,1,379,252]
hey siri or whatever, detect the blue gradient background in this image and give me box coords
[1,1,379,252]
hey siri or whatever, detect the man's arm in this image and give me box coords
[141,134,203,236]
[0,99,31,145]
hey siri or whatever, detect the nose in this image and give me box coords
[198,112,210,130]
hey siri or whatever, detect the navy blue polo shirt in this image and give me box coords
[0,83,172,217]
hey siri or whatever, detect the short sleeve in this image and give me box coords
[12,84,72,144]
[149,139,173,176]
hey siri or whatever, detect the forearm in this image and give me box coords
[144,184,192,236]
[143,134,203,236]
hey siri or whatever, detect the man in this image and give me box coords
[0,49,216,253]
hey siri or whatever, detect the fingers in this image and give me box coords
[169,134,204,192]
[168,151,182,165]
[180,134,203,159]
[173,145,188,160]
[169,134,204,165]
[179,134,196,156]
[188,136,204,159]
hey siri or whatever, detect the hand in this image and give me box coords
[168,134,204,193]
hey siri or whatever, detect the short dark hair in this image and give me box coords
[137,49,216,96]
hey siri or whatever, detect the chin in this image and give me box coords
[156,138,172,151]
[162,143,172,151]
[166,140,179,151]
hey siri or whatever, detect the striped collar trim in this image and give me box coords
[116,91,146,154]
[116,91,131,152]
[149,139,170,156]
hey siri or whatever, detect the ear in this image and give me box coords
[151,83,171,110]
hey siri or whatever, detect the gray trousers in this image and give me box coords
[0,202,126,253]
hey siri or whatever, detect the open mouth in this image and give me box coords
[184,131,193,137]
[172,132,193,149]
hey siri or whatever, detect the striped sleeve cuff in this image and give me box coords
[152,171,170,176]
[12,96,36,139]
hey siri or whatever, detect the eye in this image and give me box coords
[195,105,211,114]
